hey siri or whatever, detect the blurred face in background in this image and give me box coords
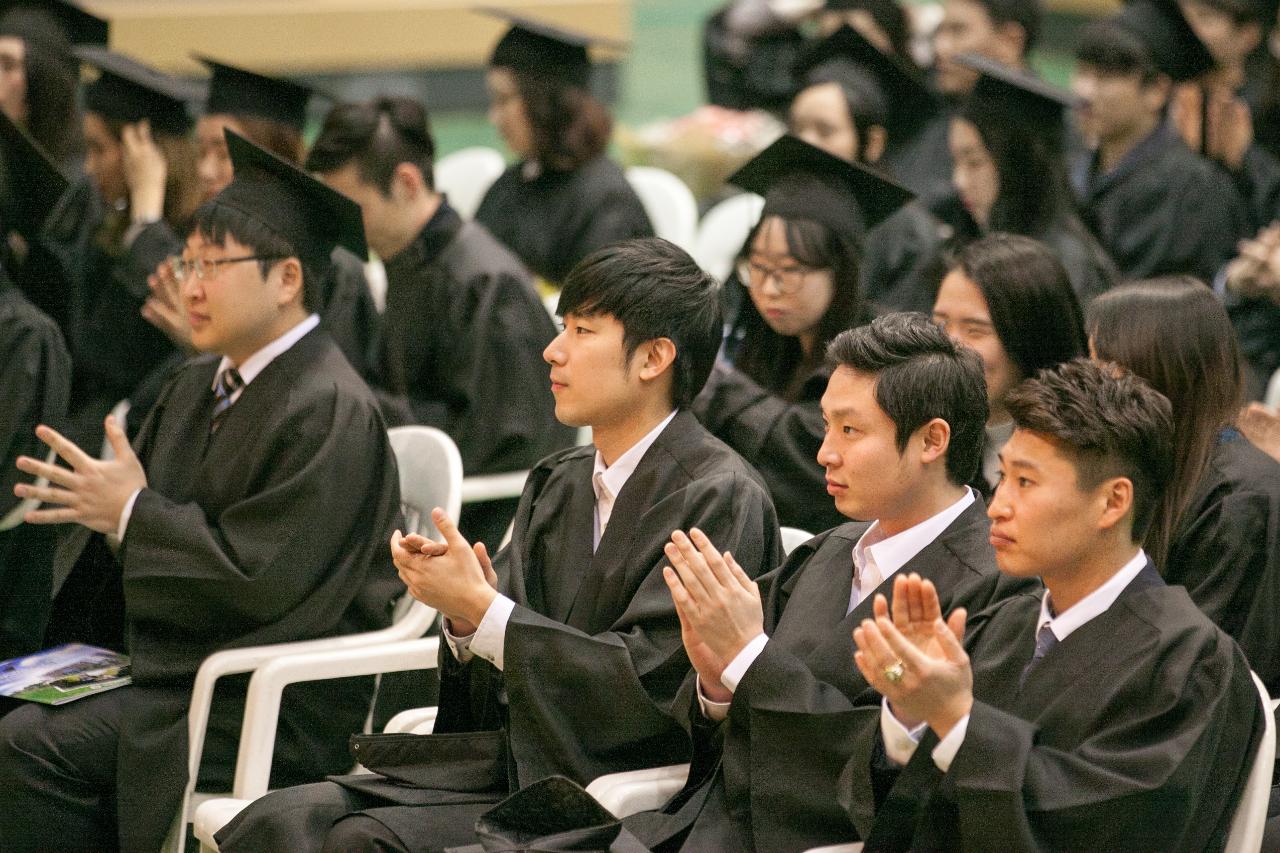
[486,67,535,159]
[948,117,999,228]
[0,36,27,126]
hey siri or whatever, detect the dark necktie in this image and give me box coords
[1020,623,1059,689]
[211,366,244,434]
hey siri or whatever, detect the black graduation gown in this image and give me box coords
[42,326,403,852]
[851,564,1264,852]
[1226,290,1280,397]
[319,247,381,380]
[860,202,948,315]
[217,410,782,851]
[372,203,574,544]
[625,500,1036,853]
[474,156,654,286]
[883,109,955,213]
[0,285,70,661]
[1165,430,1280,694]
[1072,123,1248,285]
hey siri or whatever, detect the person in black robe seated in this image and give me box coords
[1089,277,1280,693]
[214,238,782,853]
[1069,5,1248,285]
[932,234,1087,492]
[0,130,403,853]
[937,54,1118,304]
[622,313,1033,853]
[307,95,574,545]
[139,56,380,380]
[472,9,653,288]
[789,25,948,315]
[694,135,912,532]
[848,358,1264,851]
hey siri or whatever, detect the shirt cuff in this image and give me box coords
[442,618,477,663]
[880,697,929,767]
[719,632,769,693]
[930,713,970,772]
[468,593,515,671]
[696,674,733,721]
[116,488,143,543]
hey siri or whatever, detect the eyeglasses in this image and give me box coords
[168,254,286,283]
[736,258,819,295]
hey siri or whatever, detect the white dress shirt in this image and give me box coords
[698,488,977,719]
[114,314,321,542]
[881,548,1149,771]
[445,411,678,670]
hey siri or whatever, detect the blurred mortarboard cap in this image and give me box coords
[197,56,313,132]
[728,133,914,237]
[215,128,368,265]
[0,1,108,52]
[795,25,934,131]
[477,6,627,88]
[958,52,1076,125]
[1112,0,1215,81]
[0,108,68,239]
[75,47,197,134]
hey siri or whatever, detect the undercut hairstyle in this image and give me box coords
[191,202,321,312]
[1004,358,1175,545]
[557,237,722,409]
[229,114,305,166]
[305,96,437,194]
[512,69,612,171]
[952,234,1087,381]
[969,0,1043,53]
[1088,276,1243,567]
[827,312,990,486]
[799,62,888,143]
[1075,20,1160,85]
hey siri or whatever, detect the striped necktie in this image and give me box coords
[211,366,244,434]
[1019,623,1059,688]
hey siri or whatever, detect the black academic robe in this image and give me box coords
[43,326,403,852]
[883,108,954,213]
[1072,123,1248,286]
[319,247,381,380]
[474,156,654,286]
[1226,290,1280,398]
[625,499,1036,853]
[372,203,574,544]
[851,564,1264,852]
[0,285,70,661]
[1165,430,1280,694]
[218,411,782,851]
[692,361,844,533]
[860,202,948,315]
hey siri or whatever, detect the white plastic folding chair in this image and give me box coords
[434,146,506,220]
[586,764,692,818]
[780,526,812,556]
[1265,367,1280,410]
[170,426,462,851]
[1224,671,1277,853]
[626,166,699,253]
[692,192,763,283]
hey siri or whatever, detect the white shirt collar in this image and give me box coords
[1037,549,1148,642]
[592,410,678,501]
[853,487,977,582]
[213,314,320,393]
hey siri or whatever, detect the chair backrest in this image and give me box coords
[387,426,463,540]
[693,192,764,283]
[625,166,698,253]
[100,398,131,460]
[1265,367,1280,410]
[435,146,506,220]
[780,526,812,556]
[1224,671,1277,853]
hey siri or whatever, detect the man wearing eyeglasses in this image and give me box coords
[0,130,403,853]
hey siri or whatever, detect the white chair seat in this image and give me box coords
[194,799,253,852]
[585,763,690,818]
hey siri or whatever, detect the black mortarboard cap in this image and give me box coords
[75,47,196,135]
[795,25,934,130]
[728,134,914,237]
[0,1,108,50]
[215,128,367,266]
[1112,0,1215,82]
[478,6,627,89]
[958,52,1076,127]
[0,108,68,239]
[197,56,313,132]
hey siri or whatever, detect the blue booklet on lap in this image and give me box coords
[0,643,131,705]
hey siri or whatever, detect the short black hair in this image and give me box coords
[191,201,322,312]
[557,238,722,409]
[1004,358,1174,543]
[826,312,989,486]
[1075,20,1160,84]
[305,96,437,194]
[970,0,1043,53]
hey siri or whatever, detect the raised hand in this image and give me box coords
[390,508,498,628]
[121,119,167,224]
[141,257,194,351]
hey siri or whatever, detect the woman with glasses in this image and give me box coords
[693,135,912,530]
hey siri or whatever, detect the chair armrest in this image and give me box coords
[193,798,254,852]
[383,706,439,734]
[585,763,690,818]
[803,845,865,852]
[231,637,441,799]
[460,471,529,504]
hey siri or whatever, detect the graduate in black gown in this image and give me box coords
[693,135,912,532]
[308,95,573,545]
[215,238,781,853]
[938,54,1118,304]
[1090,278,1280,693]
[849,359,1264,851]
[622,314,1033,853]
[473,9,653,287]
[1069,4,1248,284]
[0,130,403,853]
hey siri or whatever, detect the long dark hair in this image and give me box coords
[1088,277,1245,567]
[512,70,611,171]
[733,214,866,400]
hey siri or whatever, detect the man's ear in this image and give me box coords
[1095,476,1135,533]
[390,162,427,203]
[916,417,953,467]
[637,337,678,382]
[861,125,889,165]
[274,257,305,308]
